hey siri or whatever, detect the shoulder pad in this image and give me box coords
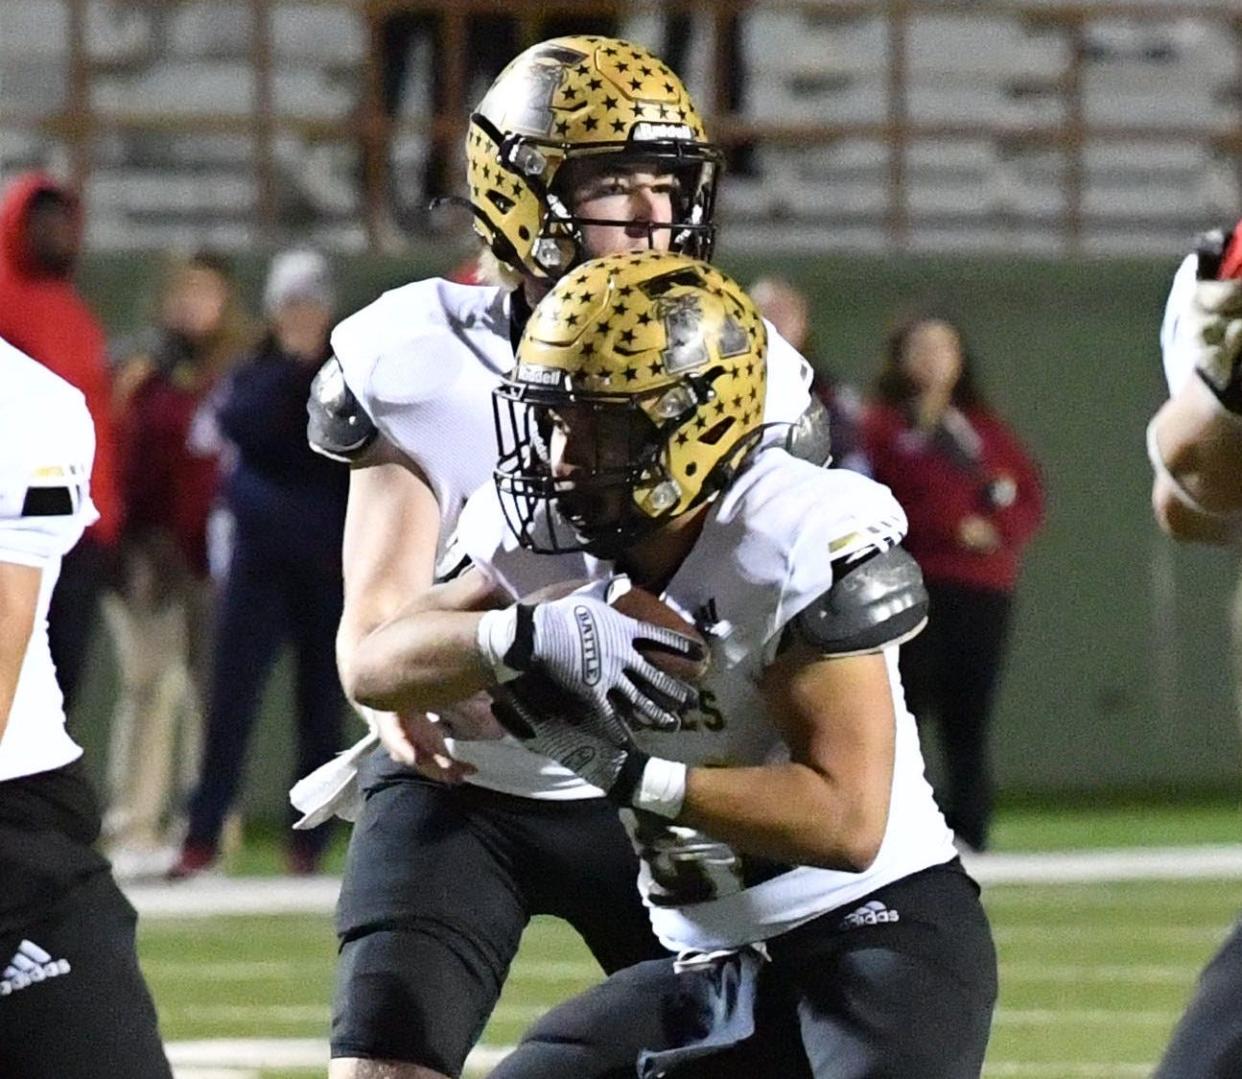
[307,354,379,463]
[783,395,833,466]
[790,545,928,656]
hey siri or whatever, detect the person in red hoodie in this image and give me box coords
[861,312,1044,852]
[0,173,122,708]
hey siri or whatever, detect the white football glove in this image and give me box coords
[490,674,643,797]
[478,579,701,730]
[1165,273,1242,413]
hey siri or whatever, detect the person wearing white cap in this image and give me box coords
[170,248,349,878]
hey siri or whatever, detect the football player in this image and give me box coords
[0,337,171,1078]
[347,253,998,1078]
[309,37,822,1079]
[1149,228,1242,1077]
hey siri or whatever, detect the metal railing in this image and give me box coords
[3,0,1241,251]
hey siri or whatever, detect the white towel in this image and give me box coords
[289,729,379,829]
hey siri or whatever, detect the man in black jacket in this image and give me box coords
[172,250,349,878]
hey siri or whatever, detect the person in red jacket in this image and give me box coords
[861,312,1044,852]
[0,173,122,708]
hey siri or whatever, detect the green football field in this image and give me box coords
[137,800,1242,1078]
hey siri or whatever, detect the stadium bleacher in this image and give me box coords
[1,1,1239,254]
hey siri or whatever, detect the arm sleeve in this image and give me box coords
[0,395,98,567]
[761,320,814,427]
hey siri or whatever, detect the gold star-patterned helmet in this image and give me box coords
[466,37,722,281]
[493,251,767,557]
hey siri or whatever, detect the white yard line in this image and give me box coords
[165,1039,1159,1078]
[167,1039,513,1076]
[127,844,1242,919]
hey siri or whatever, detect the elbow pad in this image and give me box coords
[789,546,928,656]
[307,354,379,463]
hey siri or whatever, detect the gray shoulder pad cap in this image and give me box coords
[791,545,929,656]
[307,354,379,462]
[783,395,833,466]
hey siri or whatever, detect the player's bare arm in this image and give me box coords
[1150,381,1242,543]
[349,567,505,713]
[680,645,895,872]
[334,449,484,778]
[351,565,699,729]
[336,451,442,694]
[0,560,41,741]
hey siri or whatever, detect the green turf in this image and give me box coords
[216,795,1242,879]
[138,799,1242,1074]
[991,798,1242,851]
[139,880,1242,1076]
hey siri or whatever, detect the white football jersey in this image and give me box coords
[1160,253,1199,395]
[456,448,957,952]
[0,338,97,782]
[332,277,814,799]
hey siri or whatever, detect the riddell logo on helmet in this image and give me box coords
[632,122,694,142]
[516,364,562,386]
[574,605,602,685]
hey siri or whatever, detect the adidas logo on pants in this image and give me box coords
[1,939,71,995]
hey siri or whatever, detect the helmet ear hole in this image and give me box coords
[699,417,735,446]
[487,190,516,214]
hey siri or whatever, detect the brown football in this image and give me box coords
[611,585,711,684]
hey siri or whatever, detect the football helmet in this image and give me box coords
[466,37,722,280]
[493,251,767,557]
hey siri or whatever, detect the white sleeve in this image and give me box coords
[761,320,813,426]
[330,282,468,424]
[1160,254,1201,396]
[0,395,98,568]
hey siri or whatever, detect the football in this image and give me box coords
[611,584,711,684]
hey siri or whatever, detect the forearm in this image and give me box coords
[349,606,493,714]
[0,562,40,743]
[1152,376,1242,517]
[678,761,888,873]
[1152,473,1242,545]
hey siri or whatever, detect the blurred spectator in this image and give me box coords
[861,313,1044,852]
[663,12,756,177]
[0,172,122,708]
[171,250,349,879]
[103,252,251,875]
[750,275,868,473]
[361,6,617,233]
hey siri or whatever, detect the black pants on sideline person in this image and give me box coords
[0,761,171,1079]
[184,525,346,862]
[899,581,1014,852]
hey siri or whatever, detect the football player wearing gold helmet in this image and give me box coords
[347,254,995,1078]
[464,38,721,281]
[314,37,824,1079]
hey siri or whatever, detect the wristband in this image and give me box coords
[615,755,688,819]
[476,606,522,683]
